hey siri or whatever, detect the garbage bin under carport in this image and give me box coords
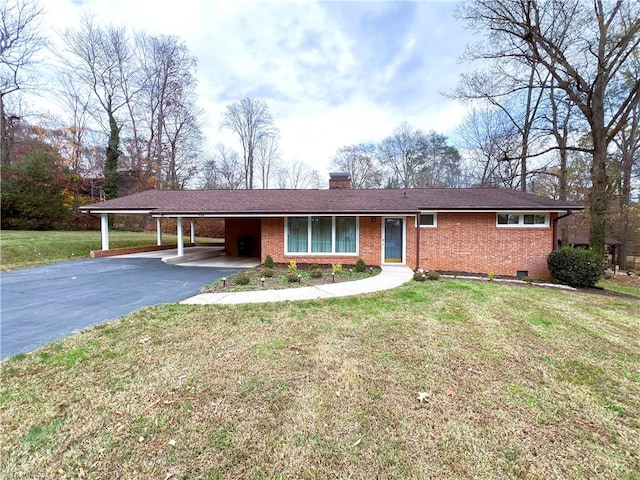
[237,235,253,256]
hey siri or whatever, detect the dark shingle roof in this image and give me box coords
[80,188,582,215]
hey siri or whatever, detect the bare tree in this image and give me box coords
[330,143,382,189]
[378,122,426,188]
[220,97,277,189]
[60,16,137,199]
[54,71,100,211]
[458,107,521,187]
[612,95,640,268]
[254,132,280,189]
[201,143,244,189]
[418,131,464,188]
[277,159,320,189]
[161,92,203,189]
[457,0,640,254]
[132,34,199,187]
[0,0,45,165]
[454,62,549,191]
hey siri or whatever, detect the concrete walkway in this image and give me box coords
[181,265,415,305]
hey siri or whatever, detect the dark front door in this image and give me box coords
[384,217,403,263]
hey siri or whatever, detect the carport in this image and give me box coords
[81,193,263,263]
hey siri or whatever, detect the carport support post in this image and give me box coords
[156,218,163,246]
[190,220,196,244]
[177,217,184,257]
[100,214,110,250]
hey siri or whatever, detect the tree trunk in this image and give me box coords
[520,64,537,192]
[618,147,633,269]
[0,95,8,165]
[248,150,254,189]
[589,131,608,256]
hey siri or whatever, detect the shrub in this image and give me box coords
[1,152,74,230]
[262,268,274,278]
[264,255,274,268]
[234,274,250,286]
[310,268,323,278]
[307,263,319,271]
[331,263,343,275]
[287,260,298,275]
[547,246,605,288]
[413,271,427,282]
[286,273,300,283]
[426,270,440,281]
[354,258,367,273]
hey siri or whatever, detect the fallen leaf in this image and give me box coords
[138,436,145,443]
[352,438,362,447]
[417,391,429,403]
[138,337,151,344]
[445,389,456,398]
[168,439,176,447]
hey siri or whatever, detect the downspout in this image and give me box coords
[552,210,573,251]
[415,212,421,271]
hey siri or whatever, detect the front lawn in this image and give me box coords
[598,273,640,298]
[1,280,638,479]
[0,231,219,271]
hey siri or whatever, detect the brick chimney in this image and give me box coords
[329,172,351,189]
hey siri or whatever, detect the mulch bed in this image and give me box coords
[202,262,380,293]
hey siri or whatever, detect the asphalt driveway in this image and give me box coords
[0,258,240,360]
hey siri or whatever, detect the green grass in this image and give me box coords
[0,230,216,271]
[597,279,640,298]
[1,280,639,479]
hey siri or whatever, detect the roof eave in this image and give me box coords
[80,208,156,215]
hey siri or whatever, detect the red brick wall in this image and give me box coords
[261,213,555,278]
[414,212,556,278]
[225,218,261,257]
[261,217,382,267]
[329,179,352,189]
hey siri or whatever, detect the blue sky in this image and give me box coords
[39,0,476,180]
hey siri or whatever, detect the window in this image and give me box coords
[497,214,520,225]
[419,213,437,227]
[497,213,548,227]
[286,216,358,254]
[287,217,308,252]
[311,217,332,252]
[335,217,357,252]
[524,214,546,225]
